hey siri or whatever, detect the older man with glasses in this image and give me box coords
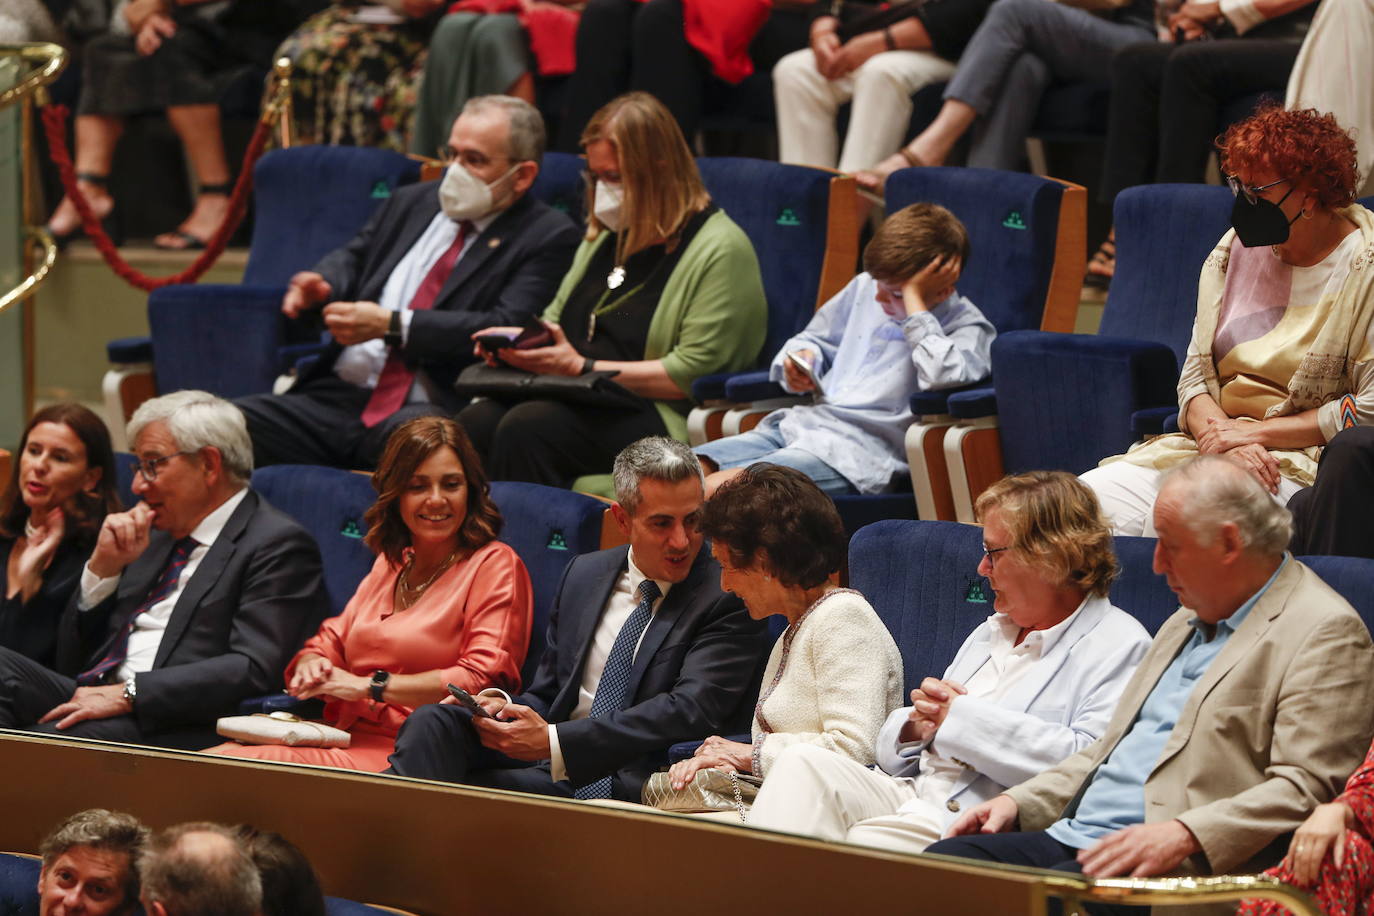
[0,390,328,749]
[234,94,580,471]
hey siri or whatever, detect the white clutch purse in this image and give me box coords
[216,712,351,749]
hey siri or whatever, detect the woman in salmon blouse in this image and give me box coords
[209,416,532,771]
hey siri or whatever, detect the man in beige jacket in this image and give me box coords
[926,456,1374,908]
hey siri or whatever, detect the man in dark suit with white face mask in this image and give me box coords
[235,95,580,470]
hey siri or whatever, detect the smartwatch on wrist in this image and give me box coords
[581,356,596,375]
[369,670,390,702]
[383,311,402,348]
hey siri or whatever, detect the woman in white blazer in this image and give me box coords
[746,470,1152,853]
[662,464,904,796]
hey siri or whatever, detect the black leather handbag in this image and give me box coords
[453,365,647,411]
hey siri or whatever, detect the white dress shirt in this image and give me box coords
[333,209,498,397]
[546,550,672,782]
[907,606,1081,812]
[79,488,249,682]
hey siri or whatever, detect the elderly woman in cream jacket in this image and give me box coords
[665,465,903,794]
[746,471,1151,852]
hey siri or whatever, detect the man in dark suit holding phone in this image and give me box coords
[235,95,580,470]
[386,437,769,802]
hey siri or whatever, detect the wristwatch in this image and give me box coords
[383,310,402,348]
[369,670,390,702]
[121,676,137,705]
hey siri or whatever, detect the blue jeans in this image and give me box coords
[694,428,856,495]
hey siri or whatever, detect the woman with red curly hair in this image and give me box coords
[1081,104,1374,536]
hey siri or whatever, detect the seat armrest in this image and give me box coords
[279,341,328,374]
[107,336,153,364]
[947,386,997,420]
[691,371,739,402]
[909,378,991,417]
[1131,406,1179,437]
[723,371,785,402]
[667,733,752,764]
[237,693,326,719]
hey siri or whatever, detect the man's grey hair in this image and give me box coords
[139,823,262,916]
[1160,456,1292,556]
[127,390,253,486]
[612,437,704,514]
[40,809,148,906]
[462,94,546,164]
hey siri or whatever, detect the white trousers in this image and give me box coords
[746,744,945,855]
[1081,460,1306,536]
[773,47,957,173]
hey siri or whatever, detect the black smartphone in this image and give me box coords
[476,316,552,354]
[447,684,496,718]
[509,316,553,350]
[475,333,516,353]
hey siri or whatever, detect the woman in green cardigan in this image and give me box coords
[462,91,768,487]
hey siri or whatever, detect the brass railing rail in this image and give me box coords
[1,41,67,319]
[1042,871,1320,916]
[0,227,56,315]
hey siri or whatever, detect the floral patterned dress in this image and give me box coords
[276,2,439,152]
[1239,741,1374,916]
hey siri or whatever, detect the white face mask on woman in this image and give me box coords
[594,180,625,232]
[439,161,519,222]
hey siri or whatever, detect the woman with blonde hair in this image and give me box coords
[745,470,1150,852]
[464,91,767,487]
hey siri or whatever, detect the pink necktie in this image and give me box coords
[361,220,474,427]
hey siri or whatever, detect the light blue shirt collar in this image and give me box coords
[1188,554,1288,640]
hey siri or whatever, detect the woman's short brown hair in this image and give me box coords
[863,202,971,284]
[0,403,120,543]
[1218,104,1360,211]
[699,464,847,589]
[974,470,1117,598]
[363,417,502,565]
[580,91,711,258]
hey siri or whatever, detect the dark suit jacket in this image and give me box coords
[515,545,768,801]
[303,182,581,408]
[57,490,329,736]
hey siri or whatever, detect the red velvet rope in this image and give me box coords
[39,102,272,292]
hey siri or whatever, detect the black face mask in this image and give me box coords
[1230,185,1299,248]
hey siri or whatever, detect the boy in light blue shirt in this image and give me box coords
[695,203,994,495]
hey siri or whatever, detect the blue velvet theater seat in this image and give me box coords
[988,183,1234,475]
[488,482,606,685]
[690,157,853,403]
[1302,555,1374,637]
[250,465,377,622]
[530,151,586,223]
[137,146,423,399]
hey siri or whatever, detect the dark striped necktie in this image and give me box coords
[77,536,199,686]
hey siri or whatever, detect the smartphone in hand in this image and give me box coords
[476,316,553,355]
[785,350,825,397]
[447,684,497,719]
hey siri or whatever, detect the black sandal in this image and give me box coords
[1084,230,1116,290]
[153,181,233,251]
[47,172,123,249]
